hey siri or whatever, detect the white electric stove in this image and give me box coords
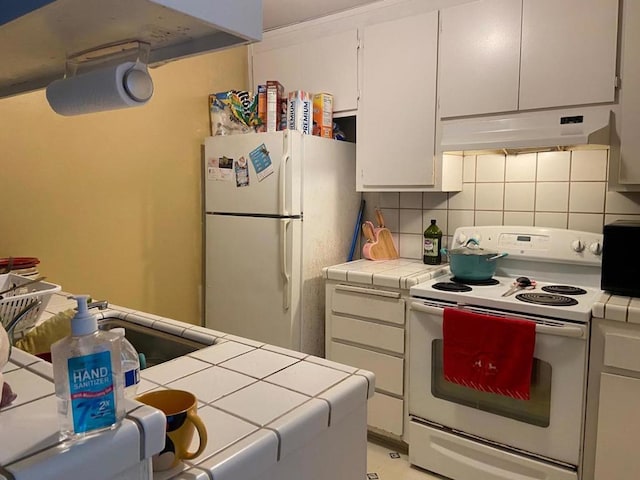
[408,226,604,480]
[411,274,602,323]
[411,225,603,322]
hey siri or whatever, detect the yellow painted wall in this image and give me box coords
[0,46,249,325]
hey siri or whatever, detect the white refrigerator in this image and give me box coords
[203,130,359,356]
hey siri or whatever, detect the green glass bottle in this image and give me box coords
[423,219,442,265]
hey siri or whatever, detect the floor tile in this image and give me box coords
[367,439,441,480]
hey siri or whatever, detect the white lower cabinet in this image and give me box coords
[368,392,404,437]
[584,318,640,479]
[330,341,404,395]
[594,373,640,479]
[325,282,408,440]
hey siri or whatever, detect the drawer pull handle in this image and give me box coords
[335,284,401,299]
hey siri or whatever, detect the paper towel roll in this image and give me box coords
[46,62,154,116]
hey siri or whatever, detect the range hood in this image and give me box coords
[439,105,613,154]
[0,0,262,99]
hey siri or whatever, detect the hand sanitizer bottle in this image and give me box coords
[51,295,125,440]
[110,328,140,398]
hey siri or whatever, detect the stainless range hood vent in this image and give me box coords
[0,0,262,99]
[440,105,613,154]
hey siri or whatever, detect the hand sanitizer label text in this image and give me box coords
[68,351,116,433]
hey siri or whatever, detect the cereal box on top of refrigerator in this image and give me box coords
[313,93,333,138]
[266,81,285,132]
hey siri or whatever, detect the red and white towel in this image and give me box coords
[443,307,536,400]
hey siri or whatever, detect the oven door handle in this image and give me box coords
[410,302,586,339]
[411,302,445,315]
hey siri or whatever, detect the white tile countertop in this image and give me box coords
[1,347,165,480]
[1,293,375,480]
[323,258,449,289]
[592,292,640,323]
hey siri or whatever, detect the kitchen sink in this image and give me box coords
[98,317,211,368]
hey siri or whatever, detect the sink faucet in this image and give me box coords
[65,296,109,311]
[87,300,109,310]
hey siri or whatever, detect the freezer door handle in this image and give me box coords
[279,152,290,216]
[281,218,291,311]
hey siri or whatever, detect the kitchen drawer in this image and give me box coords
[330,314,404,354]
[330,341,403,395]
[368,392,404,436]
[408,421,577,480]
[331,285,405,325]
[604,332,640,372]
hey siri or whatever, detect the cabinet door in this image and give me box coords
[330,341,404,395]
[616,0,640,187]
[357,11,438,189]
[251,29,358,113]
[299,30,358,113]
[519,0,618,110]
[251,43,302,99]
[594,373,640,479]
[368,392,404,436]
[438,0,521,118]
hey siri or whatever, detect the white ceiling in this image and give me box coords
[262,0,382,31]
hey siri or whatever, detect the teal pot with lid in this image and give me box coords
[442,240,508,281]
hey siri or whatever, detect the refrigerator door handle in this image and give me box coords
[280,218,291,311]
[279,154,290,216]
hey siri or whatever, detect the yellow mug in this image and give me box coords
[136,389,208,471]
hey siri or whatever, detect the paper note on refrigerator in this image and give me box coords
[208,156,233,181]
[234,156,250,187]
[249,143,274,182]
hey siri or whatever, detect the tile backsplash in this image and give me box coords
[363,149,640,260]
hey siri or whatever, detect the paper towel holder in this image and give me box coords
[46,41,154,116]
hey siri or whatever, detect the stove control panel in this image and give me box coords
[452,226,603,265]
[497,233,550,250]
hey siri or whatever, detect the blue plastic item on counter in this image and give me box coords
[348,198,365,261]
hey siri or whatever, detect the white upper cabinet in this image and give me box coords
[438,0,521,118]
[251,42,300,91]
[519,0,619,110]
[251,28,358,113]
[438,0,619,118]
[357,11,442,189]
[609,0,640,190]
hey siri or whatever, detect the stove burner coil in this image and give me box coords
[515,292,578,307]
[541,285,587,295]
[432,282,472,292]
[450,277,500,286]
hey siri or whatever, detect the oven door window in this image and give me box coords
[431,340,551,427]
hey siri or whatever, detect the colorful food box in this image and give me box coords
[266,80,285,132]
[313,93,333,138]
[256,84,267,133]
